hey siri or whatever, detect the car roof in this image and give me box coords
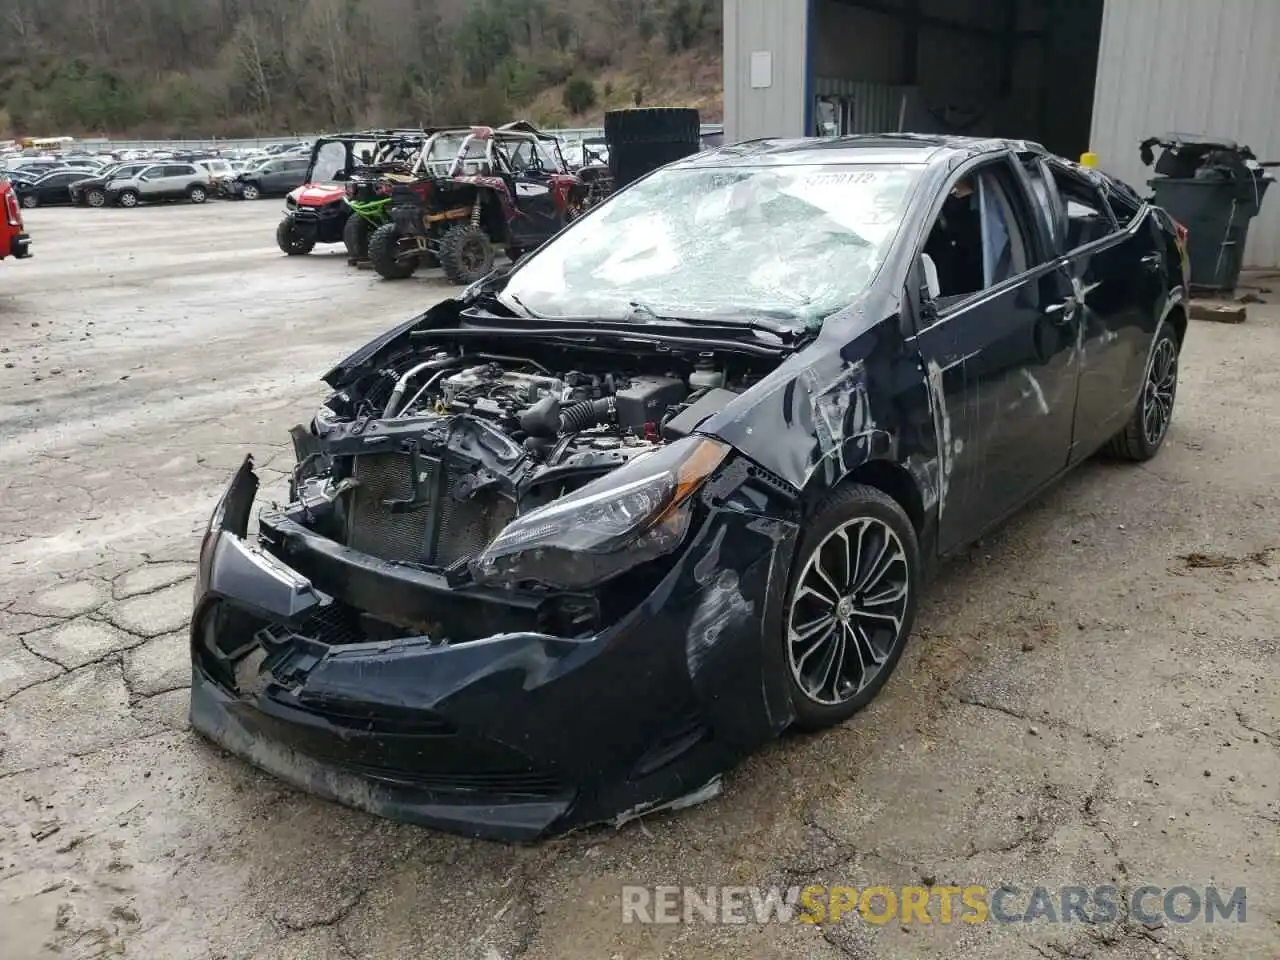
[672,134,1048,169]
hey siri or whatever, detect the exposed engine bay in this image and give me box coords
[287,339,777,595]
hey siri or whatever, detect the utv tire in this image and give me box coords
[20,194,37,209]
[117,190,140,208]
[276,218,315,256]
[85,188,106,208]
[783,483,920,732]
[368,222,419,280]
[188,185,208,204]
[241,183,261,201]
[438,223,495,285]
[1103,320,1179,461]
[343,214,372,262]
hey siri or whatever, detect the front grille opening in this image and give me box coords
[257,600,425,648]
[344,453,515,569]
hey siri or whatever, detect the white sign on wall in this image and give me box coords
[750,50,773,89]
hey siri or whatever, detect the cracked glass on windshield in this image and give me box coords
[503,164,920,328]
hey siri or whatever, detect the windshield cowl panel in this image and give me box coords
[502,163,921,331]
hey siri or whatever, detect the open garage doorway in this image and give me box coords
[809,0,1103,159]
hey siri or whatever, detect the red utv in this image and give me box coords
[367,122,588,284]
[1,179,32,262]
[275,130,426,256]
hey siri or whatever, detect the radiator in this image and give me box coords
[346,452,515,568]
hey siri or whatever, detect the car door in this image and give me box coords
[1041,160,1155,460]
[501,139,563,246]
[36,173,74,204]
[911,154,1081,554]
[135,165,163,199]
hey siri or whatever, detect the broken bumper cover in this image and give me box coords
[189,458,799,840]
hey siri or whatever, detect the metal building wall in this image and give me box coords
[723,0,810,143]
[1090,0,1280,267]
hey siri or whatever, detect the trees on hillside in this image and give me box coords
[0,0,722,136]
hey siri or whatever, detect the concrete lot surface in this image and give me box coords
[0,203,1277,959]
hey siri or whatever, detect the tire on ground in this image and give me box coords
[437,222,495,285]
[276,218,315,255]
[783,482,920,731]
[367,222,419,280]
[1103,320,1180,462]
[343,214,372,261]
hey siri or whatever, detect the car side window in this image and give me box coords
[922,161,1035,304]
[1106,186,1142,227]
[1048,164,1116,249]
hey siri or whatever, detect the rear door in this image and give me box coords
[1042,160,1156,460]
[912,153,1080,553]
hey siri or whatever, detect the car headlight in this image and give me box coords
[471,436,729,590]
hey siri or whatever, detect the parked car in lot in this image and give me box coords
[1,179,32,262]
[70,162,153,207]
[13,168,99,207]
[223,156,310,200]
[105,162,215,207]
[191,134,1189,840]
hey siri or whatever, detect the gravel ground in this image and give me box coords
[1,203,1277,960]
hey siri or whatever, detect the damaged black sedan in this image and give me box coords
[191,135,1189,840]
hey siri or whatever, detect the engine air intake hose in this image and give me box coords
[559,397,616,433]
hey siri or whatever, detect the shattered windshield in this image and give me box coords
[503,164,919,328]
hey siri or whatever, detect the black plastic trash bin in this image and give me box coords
[1141,134,1274,293]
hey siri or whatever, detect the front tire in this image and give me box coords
[343,214,372,262]
[367,222,419,279]
[241,183,261,201]
[117,190,139,208]
[1104,320,1179,461]
[276,218,315,255]
[438,223,495,285]
[784,484,920,731]
[188,185,208,204]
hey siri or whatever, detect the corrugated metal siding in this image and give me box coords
[813,78,908,133]
[723,0,809,142]
[1090,0,1280,266]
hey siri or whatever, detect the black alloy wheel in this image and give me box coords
[784,484,919,730]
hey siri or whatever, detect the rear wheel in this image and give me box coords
[367,223,420,279]
[276,218,315,255]
[438,223,495,285]
[783,484,920,731]
[117,190,139,208]
[1104,320,1179,461]
[343,214,372,262]
[85,188,106,208]
[20,194,37,209]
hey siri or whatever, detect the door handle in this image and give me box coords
[1140,252,1162,271]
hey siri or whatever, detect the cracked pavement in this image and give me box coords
[1,204,1278,959]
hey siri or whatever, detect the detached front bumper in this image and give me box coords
[190,457,799,840]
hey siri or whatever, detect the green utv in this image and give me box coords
[274,129,428,259]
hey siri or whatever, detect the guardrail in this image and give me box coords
[64,124,725,155]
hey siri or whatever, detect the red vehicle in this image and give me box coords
[1,179,32,261]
